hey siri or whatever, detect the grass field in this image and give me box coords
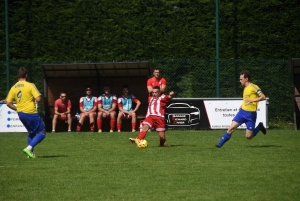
[0,129,299,201]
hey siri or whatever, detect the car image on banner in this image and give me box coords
[165,103,200,129]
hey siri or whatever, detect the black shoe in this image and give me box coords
[215,144,221,148]
[259,122,266,135]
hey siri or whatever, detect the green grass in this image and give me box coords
[0,130,299,201]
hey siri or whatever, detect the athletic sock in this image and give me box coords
[117,123,121,131]
[217,132,232,147]
[76,122,82,131]
[29,133,46,147]
[110,119,116,130]
[90,122,95,131]
[138,131,147,140]
[132,123,136,130]
[97,119,102,130]
[26,145,33,151]
[159,138,166,146]
[253,125,260,136]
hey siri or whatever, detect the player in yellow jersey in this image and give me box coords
[6,67,46,158]
[216,70,267,148]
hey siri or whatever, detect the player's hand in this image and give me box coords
[169,91,175,96]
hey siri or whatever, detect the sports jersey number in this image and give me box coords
[16,90,22,103]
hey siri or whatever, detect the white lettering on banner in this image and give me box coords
[204,100,267,129]
[174,115,186,117]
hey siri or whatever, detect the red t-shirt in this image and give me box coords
[146,94,171,118]
[147,77,167,89]
[54,99,72,113]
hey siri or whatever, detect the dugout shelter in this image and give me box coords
[41,62,151,132]
[289,58,300,130]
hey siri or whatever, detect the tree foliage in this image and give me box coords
[0,0,299,61]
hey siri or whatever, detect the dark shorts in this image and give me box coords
[232,109,257,131]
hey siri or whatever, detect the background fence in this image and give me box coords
[0,59,293,124]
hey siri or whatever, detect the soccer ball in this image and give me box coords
[137,139,148,149]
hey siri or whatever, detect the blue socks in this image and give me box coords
[253,124,260,136]
[29,133,46,147]
[217,132,232,147]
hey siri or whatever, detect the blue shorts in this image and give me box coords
[232,109,257,131]
[18,112,46,134]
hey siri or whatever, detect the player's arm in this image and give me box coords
[89,99,97,113]
[147,79,153,93]
[109,102,117,112]
[6,91,16,111]
[35,95,42,102]
[147,86,153,93]
[133,99,141,112]
[246,92,266,104]
[65,100,71,114]
[160,78,167,93]
[168,91,175,99]
[108,97,117,113]
[6,102,16,111]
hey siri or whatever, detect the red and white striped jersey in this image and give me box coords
[146,94,171,117]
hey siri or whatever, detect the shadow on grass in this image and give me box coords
[247,145,283,148]
[37,155,68,158]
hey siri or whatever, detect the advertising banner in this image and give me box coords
[0,104,27,132]
[165,98,268,130]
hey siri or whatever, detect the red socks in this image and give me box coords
[97,119,102,130]
[138,131,147,140]
[110,119,116,130]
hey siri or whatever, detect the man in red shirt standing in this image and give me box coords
[147,68,167,95]
[52,92,72,132]
[130,86,174,147]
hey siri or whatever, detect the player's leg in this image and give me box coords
[88,112,96,132]
[131,112,137,132]
[109,111,116,132]
[117,112,124,132]
[216,109,248,148]
[216,121,239,148]
[129,117,152,144]
[67,114,72,132]
[52,114,58,132]
[21,113,46,158]
[253,122,267,136]
[97,112,103,132]
[156,117,169,146]
[77,113,85,132]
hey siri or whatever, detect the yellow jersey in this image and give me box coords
[6,81,41,114]
[241,83,263,112]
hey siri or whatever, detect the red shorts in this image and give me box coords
[143,116,166,131]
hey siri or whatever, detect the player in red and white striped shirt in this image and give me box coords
[130,86,175,147]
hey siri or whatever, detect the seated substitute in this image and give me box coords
[52,92,72,132]
[76,87,97,132]
[97,85,117,132]
[117,85,141,132]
